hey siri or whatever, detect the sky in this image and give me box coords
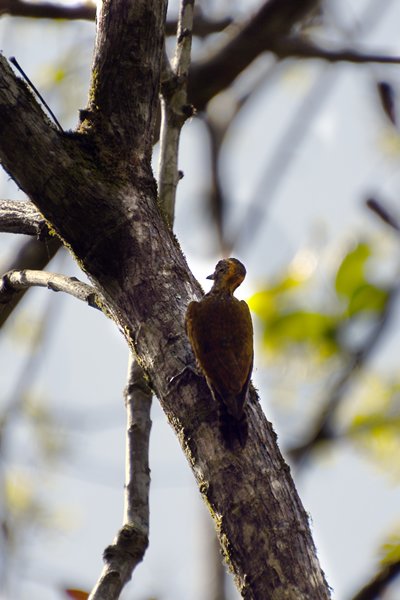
[1,1,400,599]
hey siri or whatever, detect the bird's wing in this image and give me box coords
[186,296,253,402]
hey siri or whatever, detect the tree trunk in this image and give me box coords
[0,1,330,598]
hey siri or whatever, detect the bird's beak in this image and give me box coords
[206,272,215,280]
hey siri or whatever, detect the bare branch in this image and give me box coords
[123,358,152,528]
[229,65,337,254]
[0,0,231,37]
[188,0,321,110]
[188,0,400,111]
[158,0,195,226]
[271,36,400,65]
[0,0,96,20]
[0,269,104,310]
[0,238,61,328]
[89,357,152,600]
[0,199,50,237]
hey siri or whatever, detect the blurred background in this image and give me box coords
[1,0,400,598]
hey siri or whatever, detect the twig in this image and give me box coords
[0,269,104,311]
[0,199,51,237]
[158,0,195,227]
[89,357,152,600]
[366,197,400,233]
[9,57,63,132]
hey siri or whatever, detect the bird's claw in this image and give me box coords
[168,362,202,387]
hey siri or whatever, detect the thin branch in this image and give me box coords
[366,197,400,233]
[203,60,283,253]
[188,0,321,110]
[0,238,61,328]
[228,64,337,254]
[0,269,104,311]
[0,0,231,37]
[271,36,400,65]
[89,357,152,600]
[351,560,400,600]
[0,0,96,20]
[123,358,152,528]
[188,0,400,111]
[158,0,195,227]
[0,199,50,237]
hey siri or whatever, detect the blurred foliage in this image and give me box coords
[8,310,46,351]
[249,240,390,359]
[23,392,67,462]
[249,237,400,482]
[346,374,400,478]
[381,530,400,566]
[4,468,53,553]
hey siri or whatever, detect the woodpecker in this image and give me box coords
[185,258,254,448]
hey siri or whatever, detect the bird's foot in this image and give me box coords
[168,362,202,387]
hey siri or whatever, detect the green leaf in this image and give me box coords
[347,283,388,315]
[335,243,371,297]
[381,535,400,566]
[248,289,277,320]
[248,274,304,320]
[262,310,338,356]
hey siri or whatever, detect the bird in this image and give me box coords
[185,258,254,448]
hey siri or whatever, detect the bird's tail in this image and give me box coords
[219,406,248,449]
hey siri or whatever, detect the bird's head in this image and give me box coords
[207,258,246,294]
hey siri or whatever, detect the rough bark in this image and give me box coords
[0,1,330,597]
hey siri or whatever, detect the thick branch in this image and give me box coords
[0,269,104,310]
[0,199,50,236]
[84,0,167,158]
